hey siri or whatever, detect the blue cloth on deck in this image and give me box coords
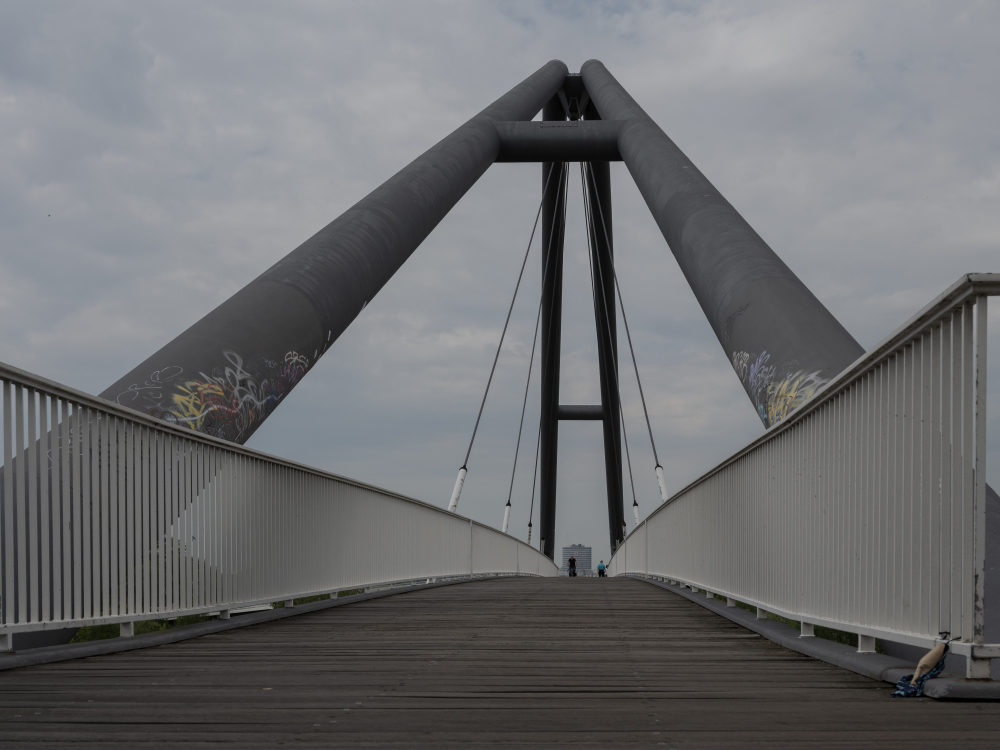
[890,644,949,698]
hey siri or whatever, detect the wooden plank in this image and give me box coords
[0,577,998,747]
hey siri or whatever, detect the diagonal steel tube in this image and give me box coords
[100,61,569,444]
[581,60,864,428]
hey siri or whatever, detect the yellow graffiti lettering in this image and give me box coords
[171,381,225,430]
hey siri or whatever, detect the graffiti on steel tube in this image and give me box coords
[115,349,311,442]
[732,348,827,428]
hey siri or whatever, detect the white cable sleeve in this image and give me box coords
[527,526,532,545]
[655,464,668,503]
[502,504,511,534]
[633,504,640,526]
[448,467,467,513]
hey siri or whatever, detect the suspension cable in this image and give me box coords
[579,163,640,526]
[449,163,564,513]
[526,162,570,542]
[526,418,542,548]
[502,302,540,533]
[583,162,669,504]
[503,186,560,532]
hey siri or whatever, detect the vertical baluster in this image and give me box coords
[219,450,228,607]
[98,412,109,620]
[215,447,222,607]
[80,406,91,620]
[143,426,152,615]
[3,381,14,627]
[203,445,212,608]
[843,390,852,623]
[156,432,164,613]
[70,403,83,620]
[950,310,964,634]
[205,443,213,608]
[855,375,863,627]
[920,331,932,636]
[89,409,100,620]
[172,438,180,612]
[245,456,253,602]
[861,372,870,627]
[865,370,874,627]
[181,440,189,611]
[235,453,243,604]
[124,421,135,617]
[875,365,885,626]
[26,389,38,623]
[176,439,184,611]
[187,439,195,610]
[939,315,953,637]
[883,359,893,628]
[264,461,272,601]
[59,399,71,620]
[115,418,126,617]
[192,439,201,609]
[40,394,51,623]
[898,347,909,631]
[930,322,943,637]
[902,342,914,629]
[109,417,120,617]
[15,386,27,624]
[814,403,823,620]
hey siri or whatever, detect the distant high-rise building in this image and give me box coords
[562,544,592,574]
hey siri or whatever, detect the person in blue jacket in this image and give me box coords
[597,560,606,577]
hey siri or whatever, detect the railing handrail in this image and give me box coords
[0,358,531,553]
[638,272,999,524]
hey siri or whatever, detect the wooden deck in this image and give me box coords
[1,577,998,748]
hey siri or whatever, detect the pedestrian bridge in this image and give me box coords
[2,578,999,747]
[1,59,1000,743]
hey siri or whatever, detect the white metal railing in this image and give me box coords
[611,274,1000,678]
[0,361,557,647]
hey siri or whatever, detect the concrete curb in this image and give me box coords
[0,576,480,673]
[634,575,1000,701]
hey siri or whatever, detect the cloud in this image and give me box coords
[1,0,998,562]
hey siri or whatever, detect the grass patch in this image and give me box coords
[69,613,218,644]
[271,593,332,609]
[271,590,364,607]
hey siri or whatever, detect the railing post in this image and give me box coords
[726,598,736,608]
[469,519,474,577]
[3,632,12,652]
[220,609,231,620]
[973,296,988,647]
[756,607,768,620]
[285,599,295,608]
[800,622,815,637]
[120,622,134,638]
[857,635,875,653]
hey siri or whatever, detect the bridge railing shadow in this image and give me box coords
[0,363,558,649]
[612,273,1000,679]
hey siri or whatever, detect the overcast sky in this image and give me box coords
[2,1,999,563]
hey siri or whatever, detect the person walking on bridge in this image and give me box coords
[597,560,606,577]
[568,554,577,577]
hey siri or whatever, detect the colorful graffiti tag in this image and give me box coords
[116,349,311,443]
[732,349,827,428]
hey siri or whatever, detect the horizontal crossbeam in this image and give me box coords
[557,404,605,420]
[495,120,623,162]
